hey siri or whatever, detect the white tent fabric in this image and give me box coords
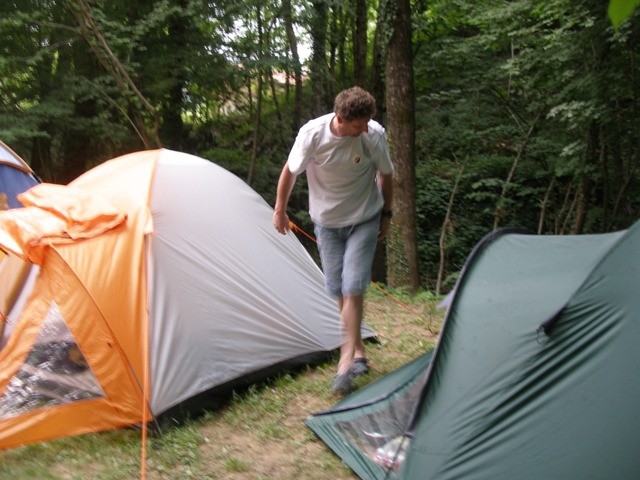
[0,142,29,169]
[0,264,39,349]
[147,152,360,414]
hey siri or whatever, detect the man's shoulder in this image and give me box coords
[300,113,333,134]
[364,120,388,148]
[366,119,386,137]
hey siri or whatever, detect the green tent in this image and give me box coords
[306,223,640,479]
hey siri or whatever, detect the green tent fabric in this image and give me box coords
[307,352,434,480]
[306,222,640,479]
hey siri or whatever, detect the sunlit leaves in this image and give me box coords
[608,0,640,28]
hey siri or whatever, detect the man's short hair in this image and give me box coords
[333,86,377,121]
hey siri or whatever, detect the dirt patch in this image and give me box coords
[189,294,442,480]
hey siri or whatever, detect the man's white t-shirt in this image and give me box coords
[287,113,394,228]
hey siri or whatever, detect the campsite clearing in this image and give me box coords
[0,289,443,480]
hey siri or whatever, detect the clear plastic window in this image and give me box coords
[0,301,105,420]
[335,370,427,471]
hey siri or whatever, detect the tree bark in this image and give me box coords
[370,0,386,121]
[352,0,367,87]
[538,175,556,234]
[612,145,640,222]
[310,0,329,115]
[437,162,465,296]
[160,0,188,150]
[282,0,303,129]
[248,5,264,186]
[574,122,599,234]
[384,0,420,290]
[493,110,541,230]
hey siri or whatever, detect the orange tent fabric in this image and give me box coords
[0,184,125,264]
[0,149,355,451]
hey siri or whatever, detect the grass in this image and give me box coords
[0,288,444,480]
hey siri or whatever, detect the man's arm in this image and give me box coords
[273,161,298,234]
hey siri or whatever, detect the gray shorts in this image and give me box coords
[314,214,380,298]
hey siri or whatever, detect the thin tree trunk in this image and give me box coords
[493,110,541,230]
[268,69,282,123]
[370,0,386,121]
[574,122,599,234]
[248,5,264,186]
[437,161,465,296]
[282,0,303,129]
[310,0,329,115]
[352,0,367,87]
[247,73,263,186]
[538,175,556,234]
[612,144,640,221]
[328,6,339,98]
[598,125,609,230]
[160,1,188,150]
[555,181,573,234]
[561,192,578,235]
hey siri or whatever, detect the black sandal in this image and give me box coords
[350,357,369,377]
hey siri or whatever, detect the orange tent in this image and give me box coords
[0,149,370,450]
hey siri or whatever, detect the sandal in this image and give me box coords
[350,358,369,377]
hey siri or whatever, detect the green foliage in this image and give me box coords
[1,0,640,289]
[609,0,640,28]
[410,0,640,286]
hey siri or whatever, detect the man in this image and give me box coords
[273,86,393,394]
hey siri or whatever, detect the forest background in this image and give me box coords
[1,0,639,293]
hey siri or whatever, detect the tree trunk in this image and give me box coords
[338,9,348,87]
[327,5,341,99]
[310,0,329,115]
[248,72,263,186]
[538,175,556,234]
[598,125,608,230]
[160,0,188,150]
[268,69,283,123]
[352,0,367,87]
[370,0,386,122]
[248,5,264,186]
[555,181,573,234]
[493,110,541,230]
[282,0,303,129]
[574,122,599,234]
[612,145,640,222]
[384,0,420,290]
[437,162,465,296]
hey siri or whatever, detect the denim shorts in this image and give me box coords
[314,214,380,298]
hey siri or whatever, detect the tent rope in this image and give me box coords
[140,236,153,480]
[288,220,437,335]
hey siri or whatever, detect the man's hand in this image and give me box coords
[273,210,291,235]
[273,162,297,235]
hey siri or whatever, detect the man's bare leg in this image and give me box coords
[337,294,365,376]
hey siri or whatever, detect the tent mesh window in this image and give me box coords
[335,369,428,471]
[0,301,105,420]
